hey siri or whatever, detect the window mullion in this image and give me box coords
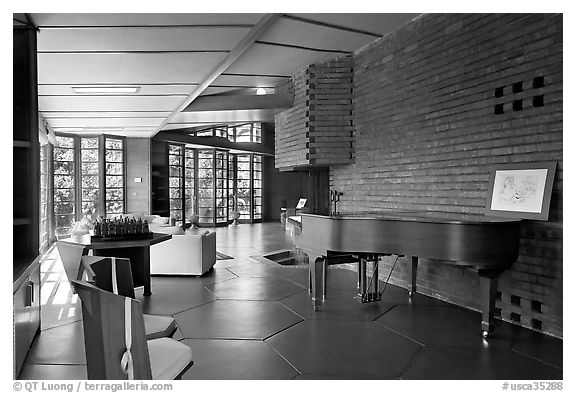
[74,135,82,221]
[99,135,106,218]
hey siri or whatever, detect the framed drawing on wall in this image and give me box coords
[485,161,557,221]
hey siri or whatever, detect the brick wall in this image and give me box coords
[330,14,563,337]
[275,56,354,169]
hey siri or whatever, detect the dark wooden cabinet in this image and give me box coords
[13,23,41,378]
[13,262,41,378]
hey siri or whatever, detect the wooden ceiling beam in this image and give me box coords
[151,13,280,137]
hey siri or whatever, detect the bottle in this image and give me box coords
[143,220,150,234]
[94,220,101,236]
[136,218,143,234]
[102,219,108,236]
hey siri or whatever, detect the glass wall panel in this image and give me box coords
[80,137,99,220]
[197,150,214,224]
[39,144,50,251]
[253,123,262,143]
[184,148,195,219]
[253,154,262,220]
[235,154,251,220]
[235,124,252,142]
[215,151,228,224]
[104,137,124,217]
[53,136,75,236]
[168,145,183,220]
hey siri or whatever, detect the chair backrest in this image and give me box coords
[86,256,136,298]
[71,280,152,380]
[56,241,89,292]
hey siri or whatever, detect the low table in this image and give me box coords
[61,232,171,296]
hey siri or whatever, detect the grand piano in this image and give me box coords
[291,212,521,337]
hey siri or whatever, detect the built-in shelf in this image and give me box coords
[13,218,33,226]
[13,140,32,148]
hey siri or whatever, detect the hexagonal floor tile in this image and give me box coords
[174,300,303,339]
[151,267,237,287]
[181,339,299,379]
[266,319,422,378]
[375,305,517,347]
[400,345,563,380]
[227,263,303,278]
[512,326,563,369]
[135,284,217,315]
[18,364,87,380]
[206,277,305,301]
[280,290,395,321]
[26,321,86,365]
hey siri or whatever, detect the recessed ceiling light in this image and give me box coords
[256,88,267,96]
[72,86,141,94]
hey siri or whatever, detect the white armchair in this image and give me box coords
[150,232,216,276]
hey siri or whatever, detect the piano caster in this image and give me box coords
[314,305,319,312]
[408,291,413,298]
[482,330,490,338]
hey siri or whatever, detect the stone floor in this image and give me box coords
[19,222,563,380]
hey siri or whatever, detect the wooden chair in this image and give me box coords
[55,241,90,284]
[87,256,177,339]
[55,242,176,340]
[71,280,192,380]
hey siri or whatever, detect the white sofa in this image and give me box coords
[121,213,217,276]
[150,231,216,276]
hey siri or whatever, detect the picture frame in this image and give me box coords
[485,161,557,221]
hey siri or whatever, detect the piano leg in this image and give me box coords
[407,255,418,297]
[478,270,501,338]
[322,259,327,299]
[310,257,325,311]
[359,259,367,299]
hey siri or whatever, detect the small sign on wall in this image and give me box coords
[134,177,142,183]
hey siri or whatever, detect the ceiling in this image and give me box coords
[15,13,420,138]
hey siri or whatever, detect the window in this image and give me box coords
[81,137,100,220]
[215,127,227,138]
[53,136,76,237]
[104,138,125,217]
[215,151,228,224]
[184,148,195,218]
[39,143,50,250]
[196,129,213,137]
[197,150,214,224]
[52,134,126,236]
[235,124,252,142]
[253,123,262,143]
[166,142,264,226]
[235,154,251,220]
[190,123,262,143]
[228,155,235,221]
[253,154,262,220]
[168,145,184,220]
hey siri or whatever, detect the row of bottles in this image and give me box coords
[93,216,150,237]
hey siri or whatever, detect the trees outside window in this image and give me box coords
[197,150,214,224]
[53,136,76,237]
[81,137,100,220]
[168,144,184,220]
[104,138,125,218]
[169,144,262,226]
[39,143,51,250]
[52,134,126,235]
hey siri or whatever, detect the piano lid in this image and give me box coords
[300,211,521,225]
